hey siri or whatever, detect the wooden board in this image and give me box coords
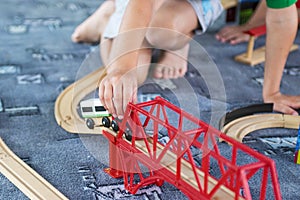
[235,44,298,66]
[221,0,238,9]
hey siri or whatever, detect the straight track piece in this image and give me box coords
[0,137,68,200]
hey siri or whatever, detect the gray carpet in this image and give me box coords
[1,0,300,199]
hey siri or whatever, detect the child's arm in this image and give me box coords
[216,0,266,44]
[99,0,154,118]
[263,4,300,115]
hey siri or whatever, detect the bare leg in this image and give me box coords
[71,0,115,43]
[101,0,197,85]
[146,0,198,79]
[100,0,165,83]
[99,0,200,118]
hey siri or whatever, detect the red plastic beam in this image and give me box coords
[244,25,266,37]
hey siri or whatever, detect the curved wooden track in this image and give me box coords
[0,137,68,200]
[221,113,300,142]
[55,67,106,134]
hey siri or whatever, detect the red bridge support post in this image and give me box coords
[102,131,123,178]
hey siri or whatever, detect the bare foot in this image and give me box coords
[152,44,189,79]
[71,0,115,43]
[215,25,250,45]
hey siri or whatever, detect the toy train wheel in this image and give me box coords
[102,117,111,128]
[86,118,95,129]
[125,128,132,141]
[111,120,119,132]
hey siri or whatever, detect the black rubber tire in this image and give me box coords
[102,117,111,128]
[86,118,95,129]
[111,120,119,132]
[125,128,132,141]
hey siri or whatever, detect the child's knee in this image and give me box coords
[145,20,184,50]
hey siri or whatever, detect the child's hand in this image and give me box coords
[98,68,138,119]
[215,25,250,45]
[264,92,300,115]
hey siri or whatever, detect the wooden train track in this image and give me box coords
[220,107,300,142]
[0,67,107,199]
[0,137,68,200]
[1,1,241,198]
[54,67,106,134]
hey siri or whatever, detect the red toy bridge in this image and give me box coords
[102,97,281,200]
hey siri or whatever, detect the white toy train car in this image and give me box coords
[80,98,111,129]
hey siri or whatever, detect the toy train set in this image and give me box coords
[2,0,300,198]
[4,64,300,199]
[78,96,282,200]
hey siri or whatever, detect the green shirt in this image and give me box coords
[266,0,297,8]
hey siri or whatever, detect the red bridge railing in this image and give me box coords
[102,97,281,200]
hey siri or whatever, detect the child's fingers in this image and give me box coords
[104,84,117,117]
[113,83,124,119]
[273,103,299,116]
